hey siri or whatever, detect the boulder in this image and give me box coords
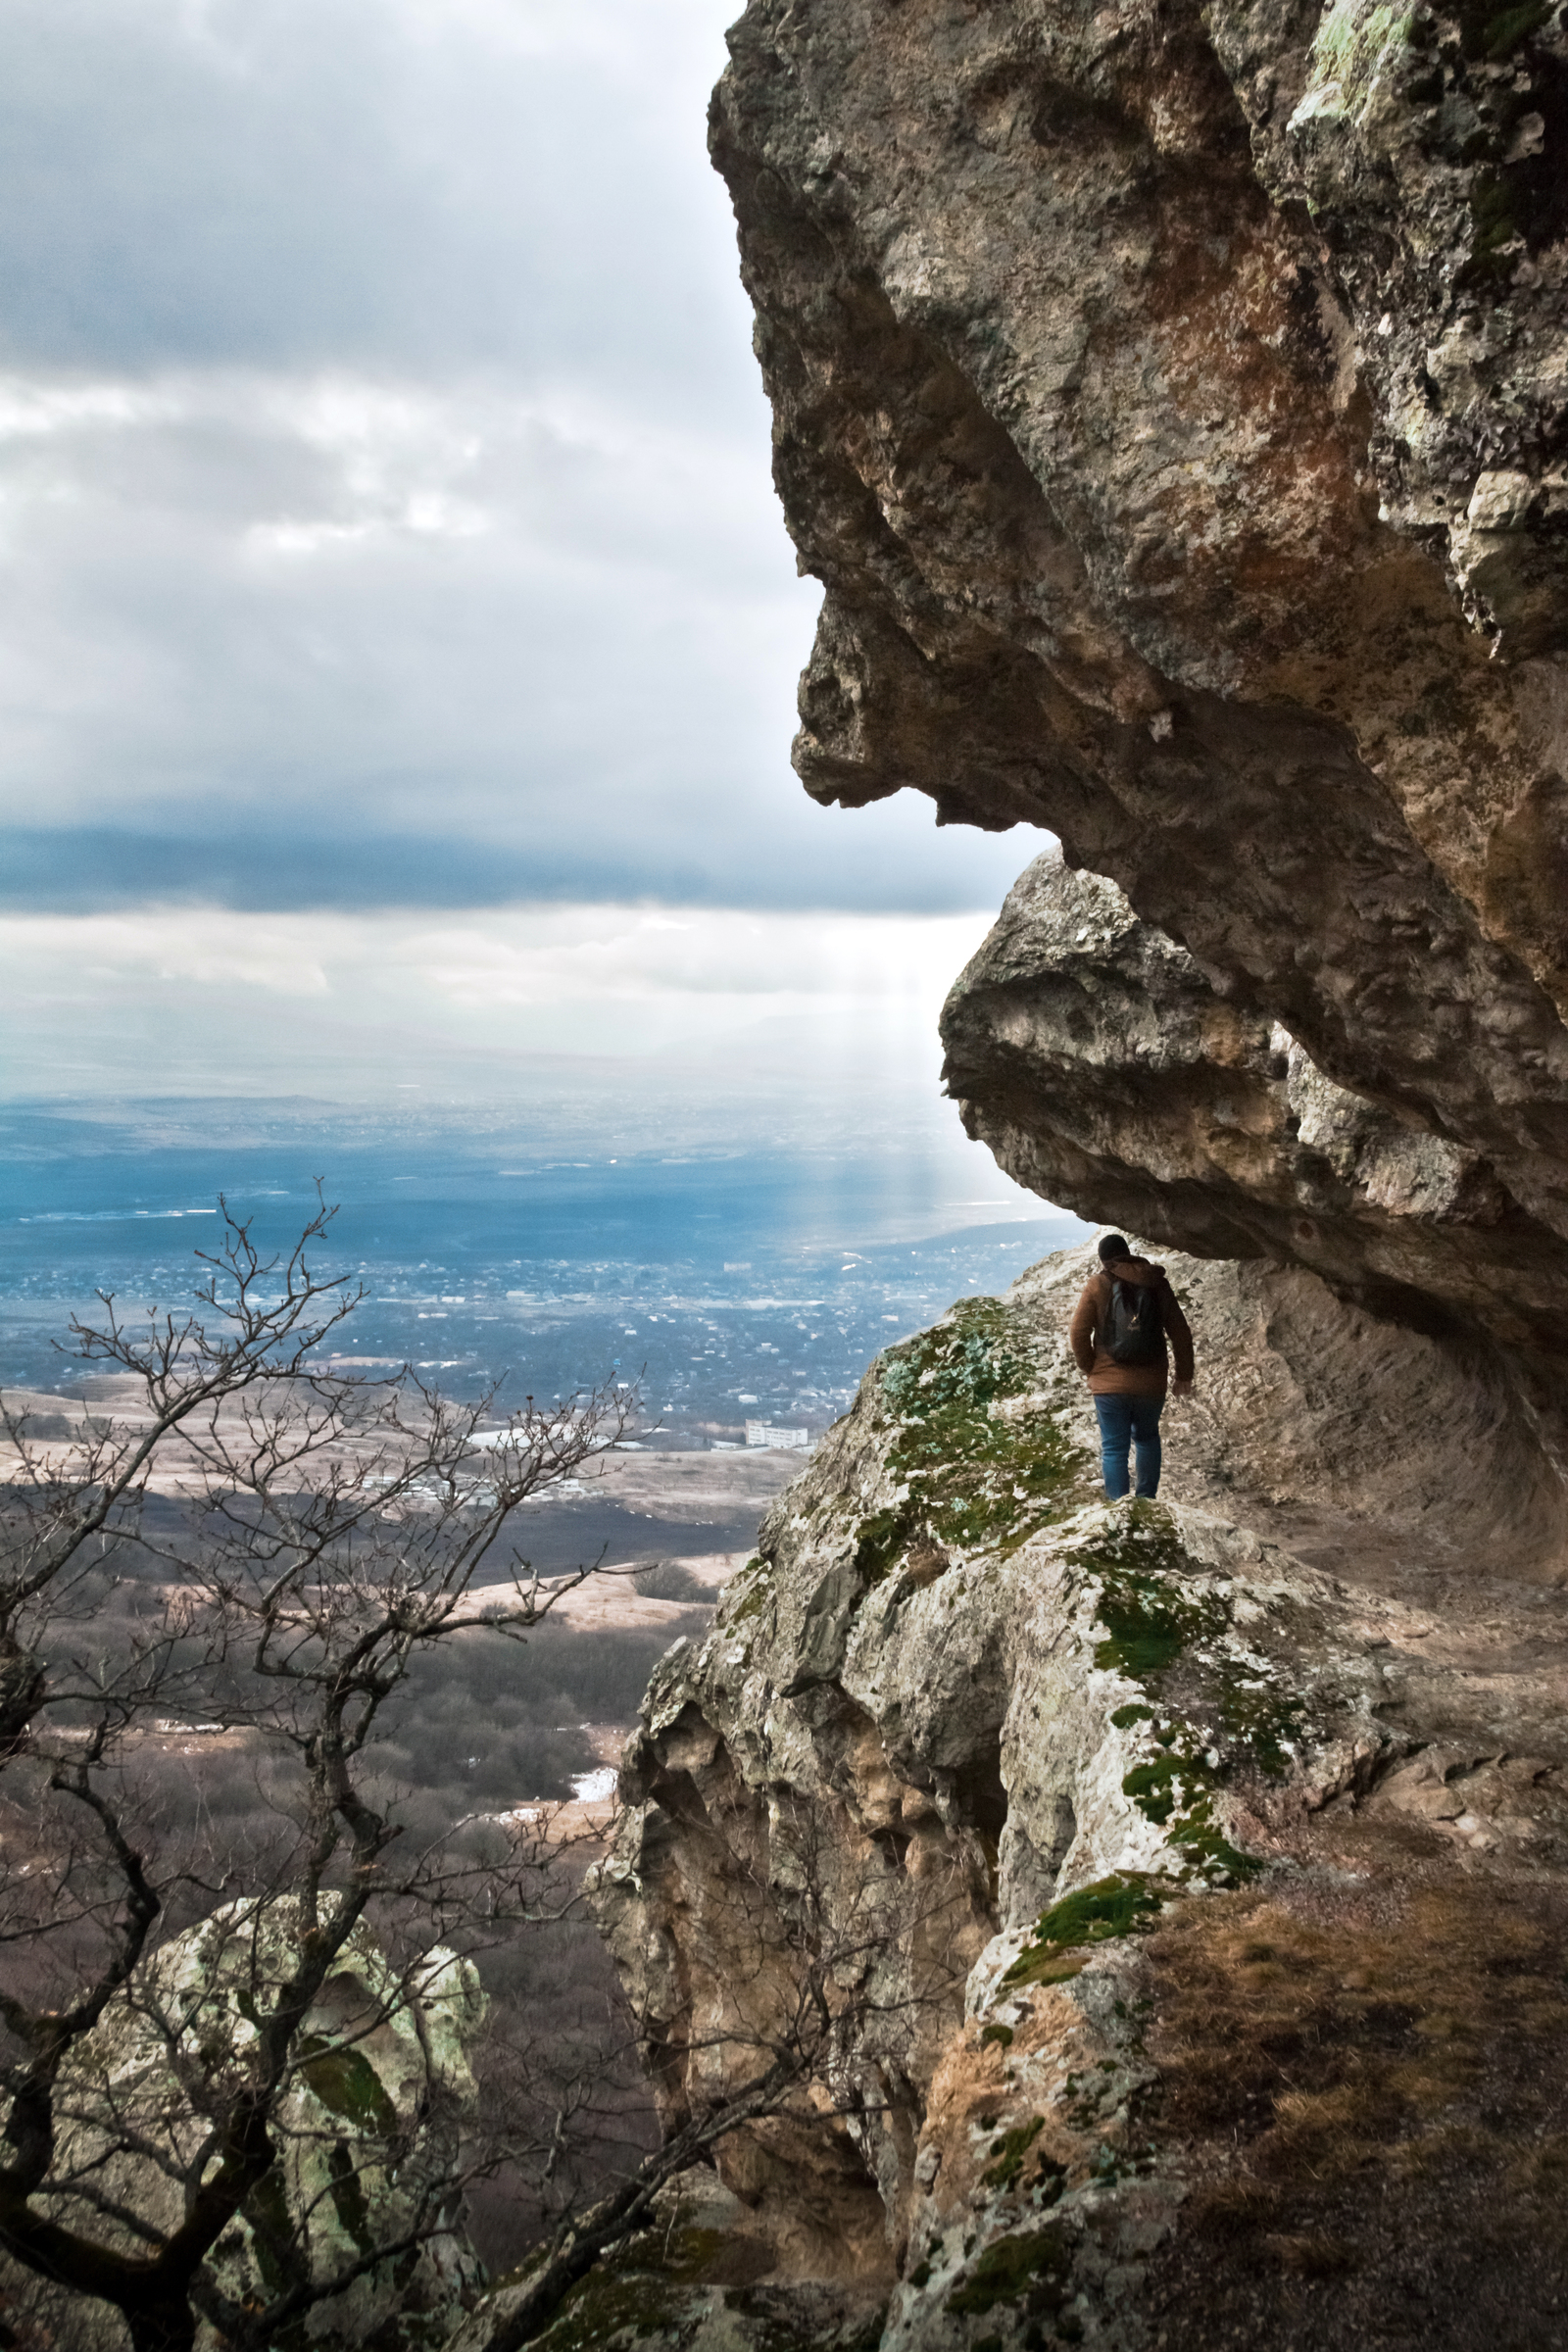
[36,1897,486,2352]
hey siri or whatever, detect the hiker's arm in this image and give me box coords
[1068,1281,1099,1376]
[1163,1282,1195,1388]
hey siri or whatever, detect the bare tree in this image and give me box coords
[1,1201,979,2352]
[0,1198,634,2352]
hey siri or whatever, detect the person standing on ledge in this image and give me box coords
[1069,1233,1195,1501]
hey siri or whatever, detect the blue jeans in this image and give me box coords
[1094,1393,1164,1499]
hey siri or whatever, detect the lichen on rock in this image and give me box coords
[588,1244,1538,2347]
[42,1896,486,2352]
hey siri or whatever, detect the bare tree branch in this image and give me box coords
[0,1199,639,2352]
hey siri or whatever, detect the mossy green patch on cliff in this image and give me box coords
[852,1298,1088,1586]
[1219,1672,1307,1782]
[243,2165,296,2301]
[1465,171,1525,279]
[1003,1871,1171,1987]
[721,1555,772,1627]
[981,2114,1045,2188]
[945,2225,1070,2318]
[530,2265,684,2350]
[325,2139,375,2254]
[297,2036,400,2136]
[1086,1513,1226,1679]
[1080,1511,1305,1879]
[1305,0,1414,111]
[1122,1749,1261,1884]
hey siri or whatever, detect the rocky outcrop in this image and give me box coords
[584,1249,1568,2348]
[30,1900,485,2352]
[942,849,1568,1545]
[541,3,1568,2342]
[710,0,1568,1332]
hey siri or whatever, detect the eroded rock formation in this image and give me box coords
[20,1900,485,2352]
[710,0,1568,1334]
[538,1,1568,2343]
[585,1254,1568,2348]
[942,848,1568,1537]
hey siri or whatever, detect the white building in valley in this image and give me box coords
[744,1419,810,1451]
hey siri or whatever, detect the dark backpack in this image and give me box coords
[1104,1275,1165,1366]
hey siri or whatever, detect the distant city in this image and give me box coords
[0,1105,1091,1450]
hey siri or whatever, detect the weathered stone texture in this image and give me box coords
[588,1249,1568,2347]
[710,0,1568,1269]
[546,2,1568,2341]
[942,849,1568,1535]
[28,1900,485,2352]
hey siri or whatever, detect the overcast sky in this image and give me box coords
[0,0,1047,1126]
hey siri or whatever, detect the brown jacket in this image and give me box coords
[1069,1257,1195,1396]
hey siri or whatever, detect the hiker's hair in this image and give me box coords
[1098,1234,1131,1264]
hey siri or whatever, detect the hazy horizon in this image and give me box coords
[0,1,1062,1267]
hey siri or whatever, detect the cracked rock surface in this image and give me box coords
[576,1248,1568,2349]
[942,849,1568,1544]
[711,0,1568,1325]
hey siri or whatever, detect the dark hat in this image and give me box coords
[1098,1234,1131,1263]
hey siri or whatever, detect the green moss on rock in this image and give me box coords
[722,1557,773,1626]
[530,2266,685,2350]
[1083,1511,1305,1878]
[945,2225,1070,2317]
[297,2038,401,2137]
[1004,1872,1171,1986]
[852,1299,1089,1587]
[1110,1700,1155,1730]
[1085,1518,1227,1678]
[325,2139,374,2254]
[981,2114,1045,2188]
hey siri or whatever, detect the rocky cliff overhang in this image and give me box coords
[941,848,1568,1526]
[710,0,1568,1333]
[510,8,1568,2344]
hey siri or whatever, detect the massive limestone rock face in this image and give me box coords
[553,5,1568,2342]
[941,848,1568,1539]
[710,0,1568,1325]
[588,1249,1568,2349]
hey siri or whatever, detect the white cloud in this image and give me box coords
[0,359,1049,906]
[0,379,184,441]
[0,901,1003,1118]
[0,0,1050,930]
